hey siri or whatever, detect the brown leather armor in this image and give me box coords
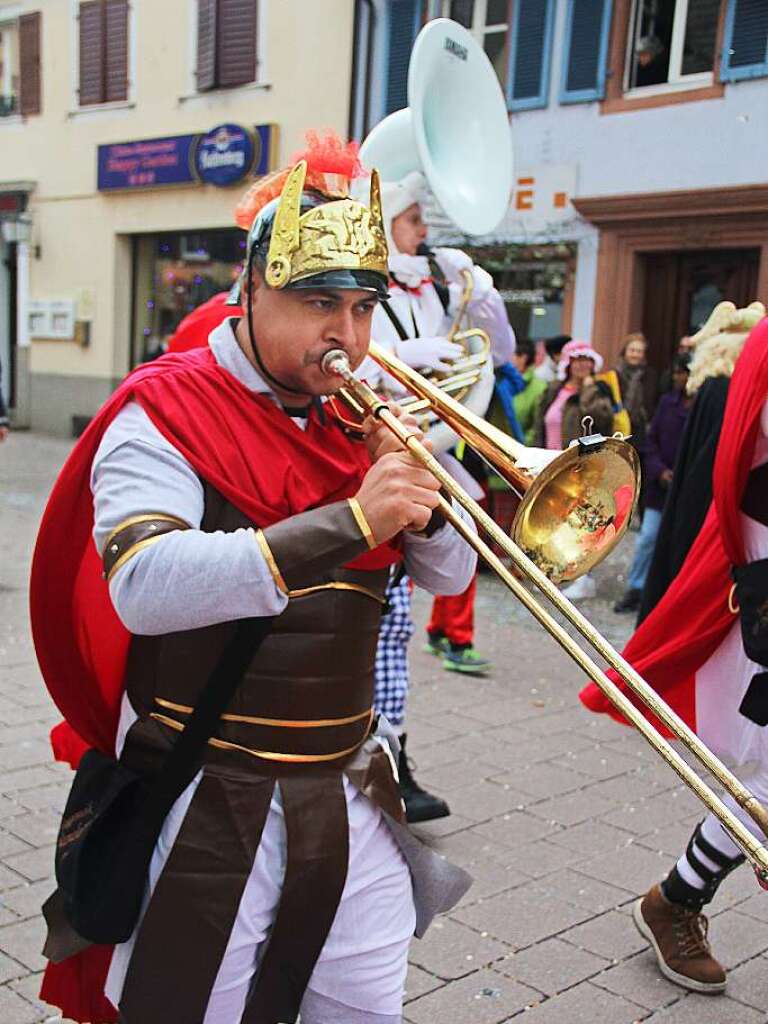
[116,484,403,1024]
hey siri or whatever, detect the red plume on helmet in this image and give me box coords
[235,130,365,232]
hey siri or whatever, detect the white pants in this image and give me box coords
[106,775,415,1023]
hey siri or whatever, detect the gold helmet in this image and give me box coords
[232,135,389,302]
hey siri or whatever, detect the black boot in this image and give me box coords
[613,588,641,613]
[397,734,450,823]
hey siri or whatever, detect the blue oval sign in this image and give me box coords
[195,124,254,187]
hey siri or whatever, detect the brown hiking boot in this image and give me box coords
[633,884,726,994]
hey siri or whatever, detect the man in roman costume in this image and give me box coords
[580,305,768,994]
[32,140,476,1024]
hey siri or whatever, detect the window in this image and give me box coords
[625,0,720,92]
[434,1,511,85]
[131,229,245,366]
[196,0,259,92]
[721,0,768,81]
[0,12,41,118]
[507,0,556,110]
[78,0,129,106]
[384,0,422,114]
[560,0,612,103]
[0,20,19,117]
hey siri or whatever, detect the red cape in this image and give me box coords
[579,317,768,735]
[166,292,242,354]
[33,340,401,1022]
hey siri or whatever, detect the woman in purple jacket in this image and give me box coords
[614,354,692,613]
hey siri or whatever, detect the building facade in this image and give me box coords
[0,0,356,434]
[354,0,768,372]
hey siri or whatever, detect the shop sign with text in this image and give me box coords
[98,124,277,192]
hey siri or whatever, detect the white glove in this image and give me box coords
[468,265,494,303]
[395,336,464,372]
[432,247,473,283]
[470,288,516,366]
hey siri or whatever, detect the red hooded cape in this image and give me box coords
[33,341,401,1022]
[579,316,768,736]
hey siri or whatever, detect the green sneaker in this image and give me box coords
[423,633,450,657]
[442,647,491,676]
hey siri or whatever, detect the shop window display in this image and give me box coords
[131,228,245,365]
[466,243,575,352]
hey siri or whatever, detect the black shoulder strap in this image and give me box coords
[143,616,274,829]
[425,254,450,314]
[380,299,410,341]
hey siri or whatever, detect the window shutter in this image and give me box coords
[217,0,257,88]
[196,0,218,91]
[560,0,612,103]
[79,1,105,105]
[19,12,42,116]
[508,0,555,111]
[721,0,768,81]
[385,0,418,114]
[104,0,129,102]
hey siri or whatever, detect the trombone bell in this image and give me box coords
[363,340,640,584]
[514,437,639,583]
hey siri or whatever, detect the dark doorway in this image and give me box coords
[1,242,17,410]
[640,248,760,372]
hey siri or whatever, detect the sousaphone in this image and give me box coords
[359,18,513,452]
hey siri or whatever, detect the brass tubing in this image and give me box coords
[324,352,768,877]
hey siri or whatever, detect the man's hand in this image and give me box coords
[362,403,432,462]
[660,468,673,486]
[355,451,441,541]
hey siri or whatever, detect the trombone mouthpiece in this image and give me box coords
[321,349,351,379]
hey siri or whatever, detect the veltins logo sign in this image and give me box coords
[195,124,255,187]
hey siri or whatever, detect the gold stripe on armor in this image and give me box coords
[150,712,373,763]
[287,581,385,603]
[254,529,289,594]
[104,513,190,551]
[154,697,373,729]
[107,536,166,582]
[347,497,377,550]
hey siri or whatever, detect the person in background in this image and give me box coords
[534,334,571,383]
[638,301,765,623]
[366,168,514,820]
[0,360,8,442]
[581,315,768,996]
[535,340,614,601]
[634,34,667,87]
[615,332,657,453]
[508,338,547,445]
[613,353,692,614]
[486,339,546,551]
[658,334,695,396]
[536,340,614,451]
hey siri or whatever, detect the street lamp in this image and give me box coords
[1,215,32,245]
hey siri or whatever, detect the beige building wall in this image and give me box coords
[0,0,355,434]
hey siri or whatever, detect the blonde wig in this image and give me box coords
[686,301,766,395]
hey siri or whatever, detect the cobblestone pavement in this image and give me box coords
[2,432,768,1023]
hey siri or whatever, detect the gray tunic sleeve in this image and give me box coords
[403,501,477,595]
[91,402,289,635]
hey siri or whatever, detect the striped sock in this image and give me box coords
[661,820,745,909]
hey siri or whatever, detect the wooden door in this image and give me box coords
[675,249,759,339]
[641,248,760,373]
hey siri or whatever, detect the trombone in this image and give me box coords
[322,343,768,882]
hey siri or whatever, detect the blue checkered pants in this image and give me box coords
[373,573,414,727]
